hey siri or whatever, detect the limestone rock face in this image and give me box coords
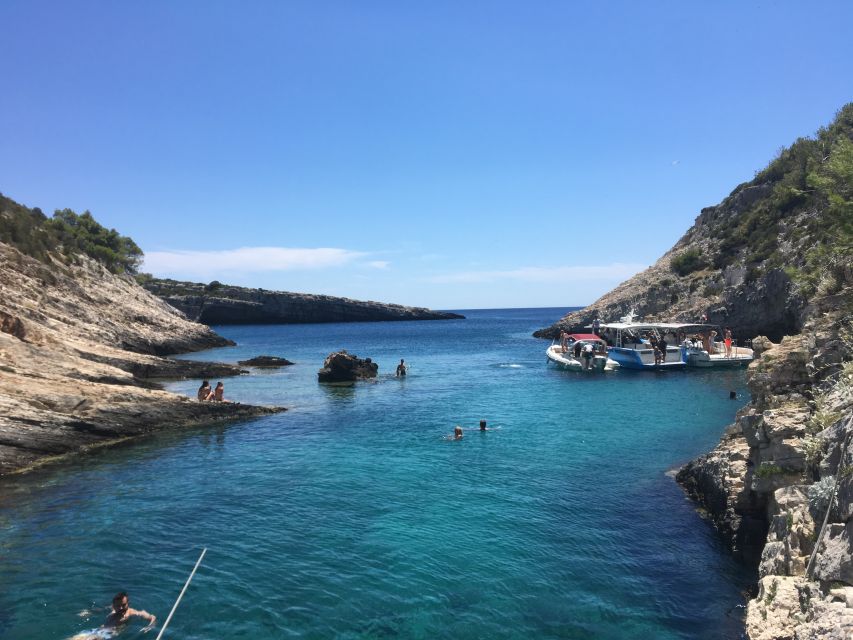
[0,242,280,475]
[533,177,816,342]
[317,351,378,383]
[142,279,465,325]
[677,289,853,638]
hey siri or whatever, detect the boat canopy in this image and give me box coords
[599,322,716,332]
[568,333,605,342]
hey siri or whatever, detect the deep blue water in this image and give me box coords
[0,308,754,639]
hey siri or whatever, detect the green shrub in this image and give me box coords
[0,195,143,274]
[755,463,784,478]
[671,248,706,276]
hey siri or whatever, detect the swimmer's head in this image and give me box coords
[112,592,129,613]
[479,420,487,430]
[454,426,463,437]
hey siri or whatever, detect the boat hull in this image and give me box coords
[546,346,609,371]
[606,346,686,370]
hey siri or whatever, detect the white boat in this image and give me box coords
[600,320,687,370]
[546,333,614,372]
[681,329,754,367]
[599,313,753,370]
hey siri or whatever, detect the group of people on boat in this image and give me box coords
[559,331,607,369]
[683,327,736,357]
[197,380,228,402]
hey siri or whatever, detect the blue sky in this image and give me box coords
[1,1,851,309]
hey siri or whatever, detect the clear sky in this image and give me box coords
[1,1,851,310]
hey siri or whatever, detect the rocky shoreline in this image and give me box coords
[141,277,465,325]
[0,243,284,476]
[675,291,853,637]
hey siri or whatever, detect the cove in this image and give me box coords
[0,308,755,639]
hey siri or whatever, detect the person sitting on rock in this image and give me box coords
[213,381,229,402]
[197,380,214,402]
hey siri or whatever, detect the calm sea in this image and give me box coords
[0,308,754,639]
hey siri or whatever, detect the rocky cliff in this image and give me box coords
[0,238,281,476]
[535,104,853,342]
[533,105,853,637]
[677,291,853,639]
[141,278,464,325]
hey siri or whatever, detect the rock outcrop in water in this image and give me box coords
[317,351,378,383]
[237,356,294,368]
[0,207,282,475]
[141,278,465,325]
[537,104,853,637]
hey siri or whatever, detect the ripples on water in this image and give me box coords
[0,308,754,639]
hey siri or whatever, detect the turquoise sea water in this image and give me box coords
[0,308,754,639]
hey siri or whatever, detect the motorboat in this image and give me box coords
[546,333,614,372]
[599,321,686,370]
[681,327,754,367]
[599,315,753,370]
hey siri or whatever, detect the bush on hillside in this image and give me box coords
[671,248,706,276]
[0,195,143,274]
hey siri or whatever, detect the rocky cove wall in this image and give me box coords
[677,288,853,639]
[0,243,281,475]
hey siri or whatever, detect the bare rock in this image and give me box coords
[318,351,378,383]
[0,242,279,475]
[237,356,294,368]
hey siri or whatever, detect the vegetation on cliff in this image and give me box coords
[695,103,853,295]
[537,103,853,340]
[0,194,143,274]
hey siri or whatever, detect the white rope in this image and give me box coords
[155,548,207,640]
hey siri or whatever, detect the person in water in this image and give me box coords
[396,359,407,377]
[197,380,213,402]
[450,426,463,440]
[105,592,156,631]
[479,419,488,431]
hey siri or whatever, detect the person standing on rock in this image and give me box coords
[197,380,214,402]
[724,327,733,357]
[396,359,407,377]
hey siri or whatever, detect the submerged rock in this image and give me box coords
[237,355,294,368]
[318,351,378,383]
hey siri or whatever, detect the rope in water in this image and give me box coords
[154,548,207,640]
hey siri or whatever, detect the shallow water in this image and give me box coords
[0,308,754,639]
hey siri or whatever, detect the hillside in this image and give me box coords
[535,103,853,341]
[140,277,464,325]
[0,197,280,475]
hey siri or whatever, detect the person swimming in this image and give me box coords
[104,592,156,631]
[479,419,488,431]
[69,592,156,640]
[444,426,463,440]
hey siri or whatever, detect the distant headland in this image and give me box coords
[139,277,464,325]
